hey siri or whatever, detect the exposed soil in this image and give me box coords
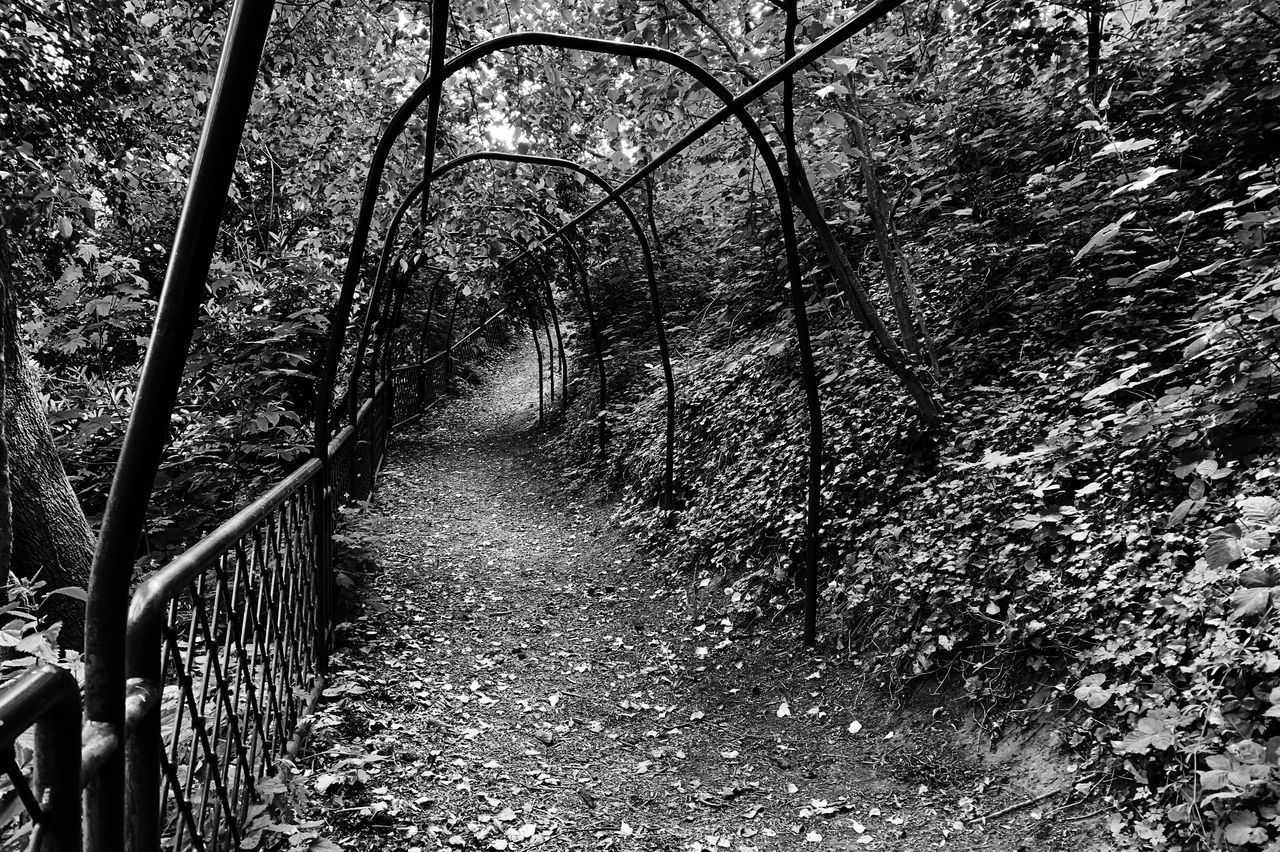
[299,347,1110,852]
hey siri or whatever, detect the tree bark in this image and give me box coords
[1,231,92,648]
[644,176,664,260]
[0,245,10,598]
[847,93,939,373]
[1087,0,1104,103]
[847,96,922,360]
[776,3,941,428]
[788,168,941,426]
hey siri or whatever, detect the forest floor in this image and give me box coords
[299,346,1111,852]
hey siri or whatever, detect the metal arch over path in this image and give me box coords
[358,197,608,442]
[497,240,565,417]
[360,219,563,420]
[366,196,610,444]
[349,151,673,505]
[523,212,609,432]
[509,206,611,441]
[0,0,914,848]
[498,234,568,409]
[317,30,857,642]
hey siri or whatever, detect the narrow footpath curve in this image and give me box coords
[301,346,1107,852]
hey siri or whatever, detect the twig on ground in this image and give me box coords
[972,787,1064,822]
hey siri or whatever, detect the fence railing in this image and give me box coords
[0,664,80,851]
[0,310,509,852]
[391,309,513,429]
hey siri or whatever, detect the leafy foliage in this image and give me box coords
[547,0,1280,849]
[5,0,1280,845]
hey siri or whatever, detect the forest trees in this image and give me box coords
[1,232,92,645]
[1,0,137,644]
[1,0,434,561]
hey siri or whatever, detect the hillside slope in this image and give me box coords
[548,2,1280,848]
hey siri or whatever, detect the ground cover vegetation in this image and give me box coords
[542,1,1280,849]
[1,0,1277,847]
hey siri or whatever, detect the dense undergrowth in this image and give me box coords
[4,0,1280,845]
[549,2,1280,849]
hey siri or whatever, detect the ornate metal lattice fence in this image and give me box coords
[0,311,510,852]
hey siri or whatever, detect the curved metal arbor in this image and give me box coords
[316,33,840,638]
[483,203,606,429]
[0,1,912,848]
[503,206,609,438]
[355,212,559,421]
[367,197,609,441]
[496,234,566,408]
[352,151,672,502]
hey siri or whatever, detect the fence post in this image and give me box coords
[124,625,163,852]
[38,674,81,852]
[0,664,81,852]
[83,0,276,844]
[315,470,331,673]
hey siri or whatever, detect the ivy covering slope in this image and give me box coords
[551,1,1280,849]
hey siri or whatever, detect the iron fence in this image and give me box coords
[0,310,509,852]
[124,457,324,852]
[391,309,513,428]
[0,664,80,852]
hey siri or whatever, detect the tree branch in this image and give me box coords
[669,0,758,84]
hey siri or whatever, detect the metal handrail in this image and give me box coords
[391,308,507,374]
[0,665,80,852]
[130,459,322,625]
[0,311,508,852]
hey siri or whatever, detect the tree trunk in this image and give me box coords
[644,176,664,259]
[1,246,10,599]
[1,232,92,648]
[847,97,921,359]
[847,93,940,373]
[1087,0,1104,103]
[788,169,942,426]
[775,6,941,428]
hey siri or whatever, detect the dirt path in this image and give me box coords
[301,347,1107,852]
